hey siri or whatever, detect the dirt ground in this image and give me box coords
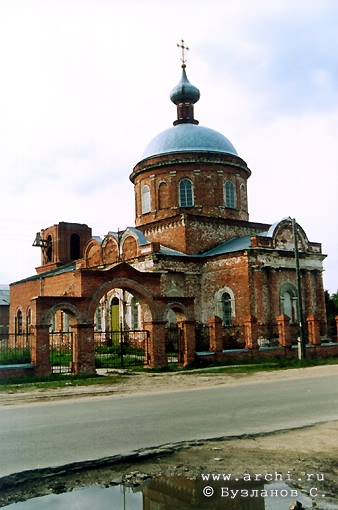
[1,365,338,508]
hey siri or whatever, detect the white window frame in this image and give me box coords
[179,178,194,207]
[141,185,151,214]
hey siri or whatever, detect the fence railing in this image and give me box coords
[0,334,32,365]
[49,331,73,373]
[326,323,338,343]
[94,330,149,368]
[195,323,211,352]
[199,321,318,352]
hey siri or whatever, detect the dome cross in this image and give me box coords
[177,39,189,67]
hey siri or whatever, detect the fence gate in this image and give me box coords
[165,324,184,364]
[95,329,149,368]
[49,332,74,374]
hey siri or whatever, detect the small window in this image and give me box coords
[224,180,236,209]
[70,233,81,260]
[16,310,23,335]
[26,307,32,328]
[141,185,151,214]
[179,178,194,207]
[280,284,298,323]
[46,235,53,263]
[222,293,232,326]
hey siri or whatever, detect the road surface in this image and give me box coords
[1,369,338,478]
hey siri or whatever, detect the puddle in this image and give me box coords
[1,475,337,510]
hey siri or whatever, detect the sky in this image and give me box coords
[0,0,337,293]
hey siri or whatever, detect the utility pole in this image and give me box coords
[292,218,306,359]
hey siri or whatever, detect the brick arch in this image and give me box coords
[161,301,192,322]
[44,302,83,326]
[86,277,158,324]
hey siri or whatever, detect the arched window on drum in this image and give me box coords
[141,185,151,214]
[224,180,236,209]
[179,178,194,207]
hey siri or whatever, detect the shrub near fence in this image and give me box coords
[0,334,31,365]
[222,324,247,349]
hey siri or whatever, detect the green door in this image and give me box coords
[111,297,120,343]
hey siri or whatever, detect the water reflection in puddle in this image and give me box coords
[2,477,338,510]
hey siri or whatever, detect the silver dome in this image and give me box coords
[142,123,238,159]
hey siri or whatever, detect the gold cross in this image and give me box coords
[177,39,189,66]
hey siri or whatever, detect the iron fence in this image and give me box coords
[0,333,32,365]
[327,323,338,343]
[222,324,246,349]
[49,331,73,373]
[195,323,211,351]
[94,330,149,368]
[165,324,184,363]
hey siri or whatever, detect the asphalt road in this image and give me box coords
[1,370,338,478]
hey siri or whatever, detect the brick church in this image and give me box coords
[9,52,331,374]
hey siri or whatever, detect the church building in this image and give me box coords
[9,47,332,375]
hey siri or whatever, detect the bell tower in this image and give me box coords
[33,222,92,273]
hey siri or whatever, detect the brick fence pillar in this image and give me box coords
[307,314,321,345]
[71,323,96,375]
[180,320,196,366]
[277,314,292,347]
[31,324,51,376]
[208,316,223,360]
[244,316,258,350]
[143,321,167,368]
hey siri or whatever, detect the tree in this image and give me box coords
[325,291,338,340]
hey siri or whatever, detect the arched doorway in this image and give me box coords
[94,288,149,368]
[164,307,185,364]
[48,307,77,374]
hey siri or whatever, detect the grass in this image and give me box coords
[128,355,338,375]
[0,373,126,393]
[182,355,338,374]
[0,347,31,365]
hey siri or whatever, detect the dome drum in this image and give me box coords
[132,159,250,228]
[130,150,250,183]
